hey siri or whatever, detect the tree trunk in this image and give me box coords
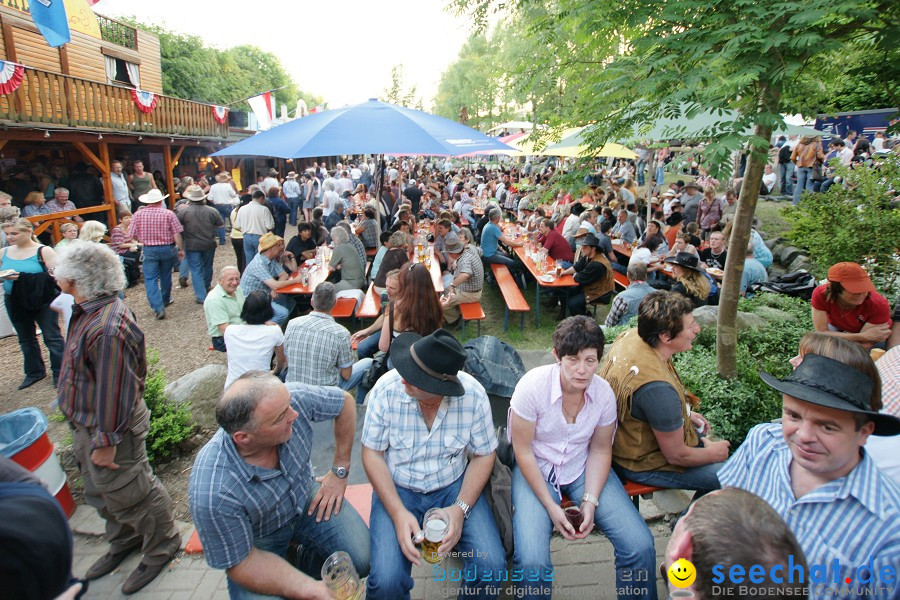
[715,122,774,377]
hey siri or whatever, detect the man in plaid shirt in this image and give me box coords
[128,189,184,319]
[361,330,505,600]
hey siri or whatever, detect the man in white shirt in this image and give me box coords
[336,171,354,197]
[233,190,274,265]
[208,172,239,245]
[261,168,280,195]
[110,160,131,212]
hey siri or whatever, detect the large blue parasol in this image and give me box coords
[212,99,513,158]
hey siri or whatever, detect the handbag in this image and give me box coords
[361,301,393,389]
[7,246,60,313]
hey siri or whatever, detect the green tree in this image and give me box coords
[451,0,899,377]
[382,65,423,109]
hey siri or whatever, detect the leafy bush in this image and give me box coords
[143,350,193,465]
[783,154,900,296]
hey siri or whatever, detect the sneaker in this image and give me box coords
[165,298,175,306]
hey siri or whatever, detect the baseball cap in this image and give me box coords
[827,262,876,294]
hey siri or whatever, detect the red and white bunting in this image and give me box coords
[212,105,229,124]
[131,89,158,114]
[0,60,25,96]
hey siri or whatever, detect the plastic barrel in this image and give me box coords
[9,428,76,519]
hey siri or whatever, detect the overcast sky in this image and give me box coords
[94,0,480,108]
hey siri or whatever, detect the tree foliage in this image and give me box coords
[382,65,424,110]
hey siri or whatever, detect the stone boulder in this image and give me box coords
[752,306,798,325]
[764,238,778,250]
[164,364,227,429]
[788,254,813,273]
[780,246,802,267]
[693,305,767,331]
[772,244,785,263]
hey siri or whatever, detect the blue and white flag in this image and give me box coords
[30,0,71,48]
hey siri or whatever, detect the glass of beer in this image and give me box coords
[421,507,449,564]
[321,551,362,600]
[561,500,583,530]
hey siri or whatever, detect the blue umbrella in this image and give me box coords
[212,99,513,158]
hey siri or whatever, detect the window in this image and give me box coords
[104,57,140,88]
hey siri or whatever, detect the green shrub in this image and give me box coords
[143,350,193,465]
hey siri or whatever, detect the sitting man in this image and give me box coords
[605,261,653,328]
[239,232,301,325]
[718,354,900,597]
[204,266,245,352]
[189,371,370,599]
[284,282,374,403]
[662,488,808,599]
[441,232,485,327]
[361,330,505,600]
[480,207,525,287]
[286,222,319,261]
[698,230,727,271]
[553,234,615,319]
[739,241,768,297]
[601,291,730,497]
[432,218,453,266]
[610,210,637,245]
[537,218,573,267]
[811,262,892,348]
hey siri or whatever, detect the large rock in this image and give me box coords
[752,306,798,324]
[780,246,802,266]
[764,238,778,250]
[693,305,767,330]
[772,244,785,263]
[164,364,227,429]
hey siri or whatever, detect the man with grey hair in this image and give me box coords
[610,209,637,244]
[189,371,370,598]
[0,191,12,208]
[53,241,180,594]
[480,206,525,287]
[605,261,653,327]
[44,187,83,222]
[284,282,374,403]
[204,266,245,352]
[441,232,484,326]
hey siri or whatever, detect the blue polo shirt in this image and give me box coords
[481,222,502,258]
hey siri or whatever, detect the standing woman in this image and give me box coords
[0,218,65,389]
[301,173,317,223]
[790,135,824,205]
[230,194,252,274]
[696,186,723,240]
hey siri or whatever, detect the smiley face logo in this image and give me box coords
[667,558,696,588]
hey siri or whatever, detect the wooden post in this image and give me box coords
[163,144,176,208]
[97,142,118,228]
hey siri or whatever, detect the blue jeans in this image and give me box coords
[186,249,215,302]
[338,358,374,403]
[512,467,657,600]
[142,244,177,313]
[778,162,795,195]
[655,165,665,186]
[243,233,261,267]
[367,476,506,600]
[213,204,233,245]
[356,331,380,360]
[178,256,190,279]
[271,298,290,325]
[225,489,371,600]
[636,160,647,186]
[792,166,813,205]
[5,298,65,380]
[286,197,301,226]
[613,459,722,497]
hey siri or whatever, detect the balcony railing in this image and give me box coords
[96,14,137,50]
[0,66,229,139]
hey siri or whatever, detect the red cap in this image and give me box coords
[827,262,876,294]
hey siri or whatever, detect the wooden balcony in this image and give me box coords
[0,65,228,139]
[96,14,137,50]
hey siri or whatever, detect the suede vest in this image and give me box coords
[583,253,615,302]
[600,328,698,472]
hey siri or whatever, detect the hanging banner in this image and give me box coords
[0,61,26,95]
[309,102,328,114]
[30,0,71,48]
[131,88,158,114]
[63,0,101,39]
[247,92,273,130]
[212,105,229,124]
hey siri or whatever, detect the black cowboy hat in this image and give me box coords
[581,233,602,248]
[665,212,684,227]
[664,251,703,272]
[760,354,900,436]
[391,330,467,397]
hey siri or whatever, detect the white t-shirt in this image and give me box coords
[223,324,283,389]
[50,293,75,335]
[867,435,899,488]
[562,213,581,240]
[762,172,777,191]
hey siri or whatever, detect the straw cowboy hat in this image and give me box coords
[215,172,230,183]
[182,185,208,202]
[138,189,169,204]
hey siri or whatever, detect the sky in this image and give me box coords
[93,0,480,109]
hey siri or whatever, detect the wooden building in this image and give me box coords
[0,3,248,239]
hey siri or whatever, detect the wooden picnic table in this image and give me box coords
[512,246,577,325]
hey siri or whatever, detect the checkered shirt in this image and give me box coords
[240,253,283,296]
[878,346,900,417]
[453,246,484,293]
[361,369,498,493]
[189,383,344,569]
[128,204,183,246]
[283,312,353,387]
[45,199,76,213]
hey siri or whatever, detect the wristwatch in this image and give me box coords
[331,465,349,479]
[454,499,472,520]
[582,493,599,507]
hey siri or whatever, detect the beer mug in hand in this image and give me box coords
[420,507,450,564]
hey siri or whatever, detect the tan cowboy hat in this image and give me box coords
[286,171,298,179]
[215,172,230,183]
[258,232,284,252]
[183,185,208,202]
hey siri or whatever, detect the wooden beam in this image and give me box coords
[0,140,8,153]
[97,141,118,228]
[163,144,176,208]
[172,145,186,165]
[72,141,107,176]
[58,45,70,76]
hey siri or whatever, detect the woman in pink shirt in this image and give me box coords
[508,316,656,600]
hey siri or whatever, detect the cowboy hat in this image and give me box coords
[664,251,703,272]
[760,354,899,436]
[581,233,602,248]
[215,172,230,182]
[267,168,278,176]
[391,330,467,397]
[285,171,298,179]
[443,232,465,254]
[183,185,208,202]
[257,232,284,252]
[138,189,169,204]
[683,181,702,191]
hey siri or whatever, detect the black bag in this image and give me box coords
[361,302,393,390]
[7,246,60,313]
[748,270,817,300]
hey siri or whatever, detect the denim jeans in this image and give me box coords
[511,467,657,600]
[243,233,261,267]
[613,459,722,498]
[778,162,795,195]
[186,249,215,302]
[5,298,64,380]
[225,492,371,600]
[655,165,665,186]
[213,204,233,245]
[367,475,506,600]
[483,251,524,287]
[338,357,374,403]
[271,298,290,325]
[286,197,301,226]
[142,244,177,313]
[636,160,647,187]
[792,166,813,205]
[356,331,380,360]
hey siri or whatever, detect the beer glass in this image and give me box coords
[321,551,362,600]
[421,507,449,564]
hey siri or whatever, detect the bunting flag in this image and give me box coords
[212,105,229,124]
[131,88,158,114]
[0,61,26,95]
[309,102,328,114]
[247,91,273,130]
[30,0,71,48]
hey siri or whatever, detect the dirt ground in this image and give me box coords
[0,234,265,522]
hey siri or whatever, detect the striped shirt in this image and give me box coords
[361,370,497,493]
[57,295,146,449]
[189,384,344,570]
[128,204,183,246]
[283,312,353,386]
[718,423,900,599]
